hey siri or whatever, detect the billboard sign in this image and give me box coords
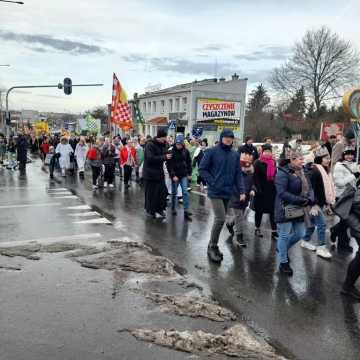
[197,98,241,121]
[320,122,345,141]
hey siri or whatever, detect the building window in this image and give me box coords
[169,99,173,112]
[152,101,156,113]
[160,100,165,113]
[182,97,187,111]
[143,102,146,113]
[148,101,151,113]
[175,98,180,112]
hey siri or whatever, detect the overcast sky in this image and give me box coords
[0,0,358,113]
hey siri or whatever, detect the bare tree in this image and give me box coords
[271,26,360,112]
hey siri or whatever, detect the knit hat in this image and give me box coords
[175,134,184,144]
[313,146,330,159]
[157,128,168,138]
[345,128,355,140]
[343,146,356,156]
[262,143,272,152]
[220,128,234,139]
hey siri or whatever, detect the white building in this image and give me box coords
[137,74,247,143]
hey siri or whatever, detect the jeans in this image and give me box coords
[171,177,189,211]
[277,221,306,264]
[209,198,229,248]
[303,209,326,246]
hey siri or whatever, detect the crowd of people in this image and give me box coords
[2,126,360,300]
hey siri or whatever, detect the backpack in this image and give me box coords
[87,148,97,161]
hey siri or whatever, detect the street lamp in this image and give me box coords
[0,0,24,4]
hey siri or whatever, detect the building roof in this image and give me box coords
[148,116,168,125]
[138,78,218,99]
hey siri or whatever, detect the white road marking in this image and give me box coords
[65,205,92,210]
[0,203,62,209]
[48,192,73,196]
[67,212,100,217]
[47,188,69,192]
[53,195,79,199]
[190,190,207,197]
[73,218,111,224]
[0,233,102,247]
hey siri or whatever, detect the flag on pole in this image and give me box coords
[111,73,133,131]
[133,101,144,124]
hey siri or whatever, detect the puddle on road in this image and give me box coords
[127,324,287,360]
[142,291,237,322]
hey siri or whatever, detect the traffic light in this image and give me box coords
[63,77,72,95]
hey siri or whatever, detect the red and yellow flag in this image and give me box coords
[111,73,133,130]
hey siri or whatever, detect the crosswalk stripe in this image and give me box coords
[0,203,62,209]
[47,188,69,192]
[53,195,79,199]
[73,218,111,224]
[65,205,92,210]
[0,233,102,247]
[67,212,100,217]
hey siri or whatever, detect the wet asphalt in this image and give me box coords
[1,159,360,360]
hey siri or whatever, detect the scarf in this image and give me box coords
[260,153,276,181]
[314,164,336,205]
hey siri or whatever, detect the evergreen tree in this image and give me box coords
[247,84,270,112]
[285,86,306,119]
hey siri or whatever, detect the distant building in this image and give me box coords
[136,74,247,143]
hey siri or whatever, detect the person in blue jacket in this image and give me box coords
[199,129,245,263]
[275,150,314,275]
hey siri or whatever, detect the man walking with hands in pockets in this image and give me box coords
[199,129,245,263]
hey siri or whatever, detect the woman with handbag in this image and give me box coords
[275,150,314,275]
[253,144,277,239]
[300,146,334,259]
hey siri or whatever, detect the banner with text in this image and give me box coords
[197,98,241,121]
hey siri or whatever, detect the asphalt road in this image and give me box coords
[1,160,359,360]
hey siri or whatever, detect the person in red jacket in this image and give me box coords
[40,137,50,163]
[120,140,138,188]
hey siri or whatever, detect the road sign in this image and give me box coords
[168,120,176,130]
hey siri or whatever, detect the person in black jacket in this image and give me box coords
[166,134,192,221]
[253,144,277,239]
[143,129,171,219]
[238,136,259,161]
[17,133,28,176]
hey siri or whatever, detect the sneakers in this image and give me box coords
[109,183,114,188]
[316,245,332,259]
[341,286,360,300]
[104,181,108,187]
[255,228,263,238]
[226,223,235,236]
[207,246,223,264]
[279,262,293,276]
[92,185,98,190]
[300,240,317,251]
[233,234,246,247]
